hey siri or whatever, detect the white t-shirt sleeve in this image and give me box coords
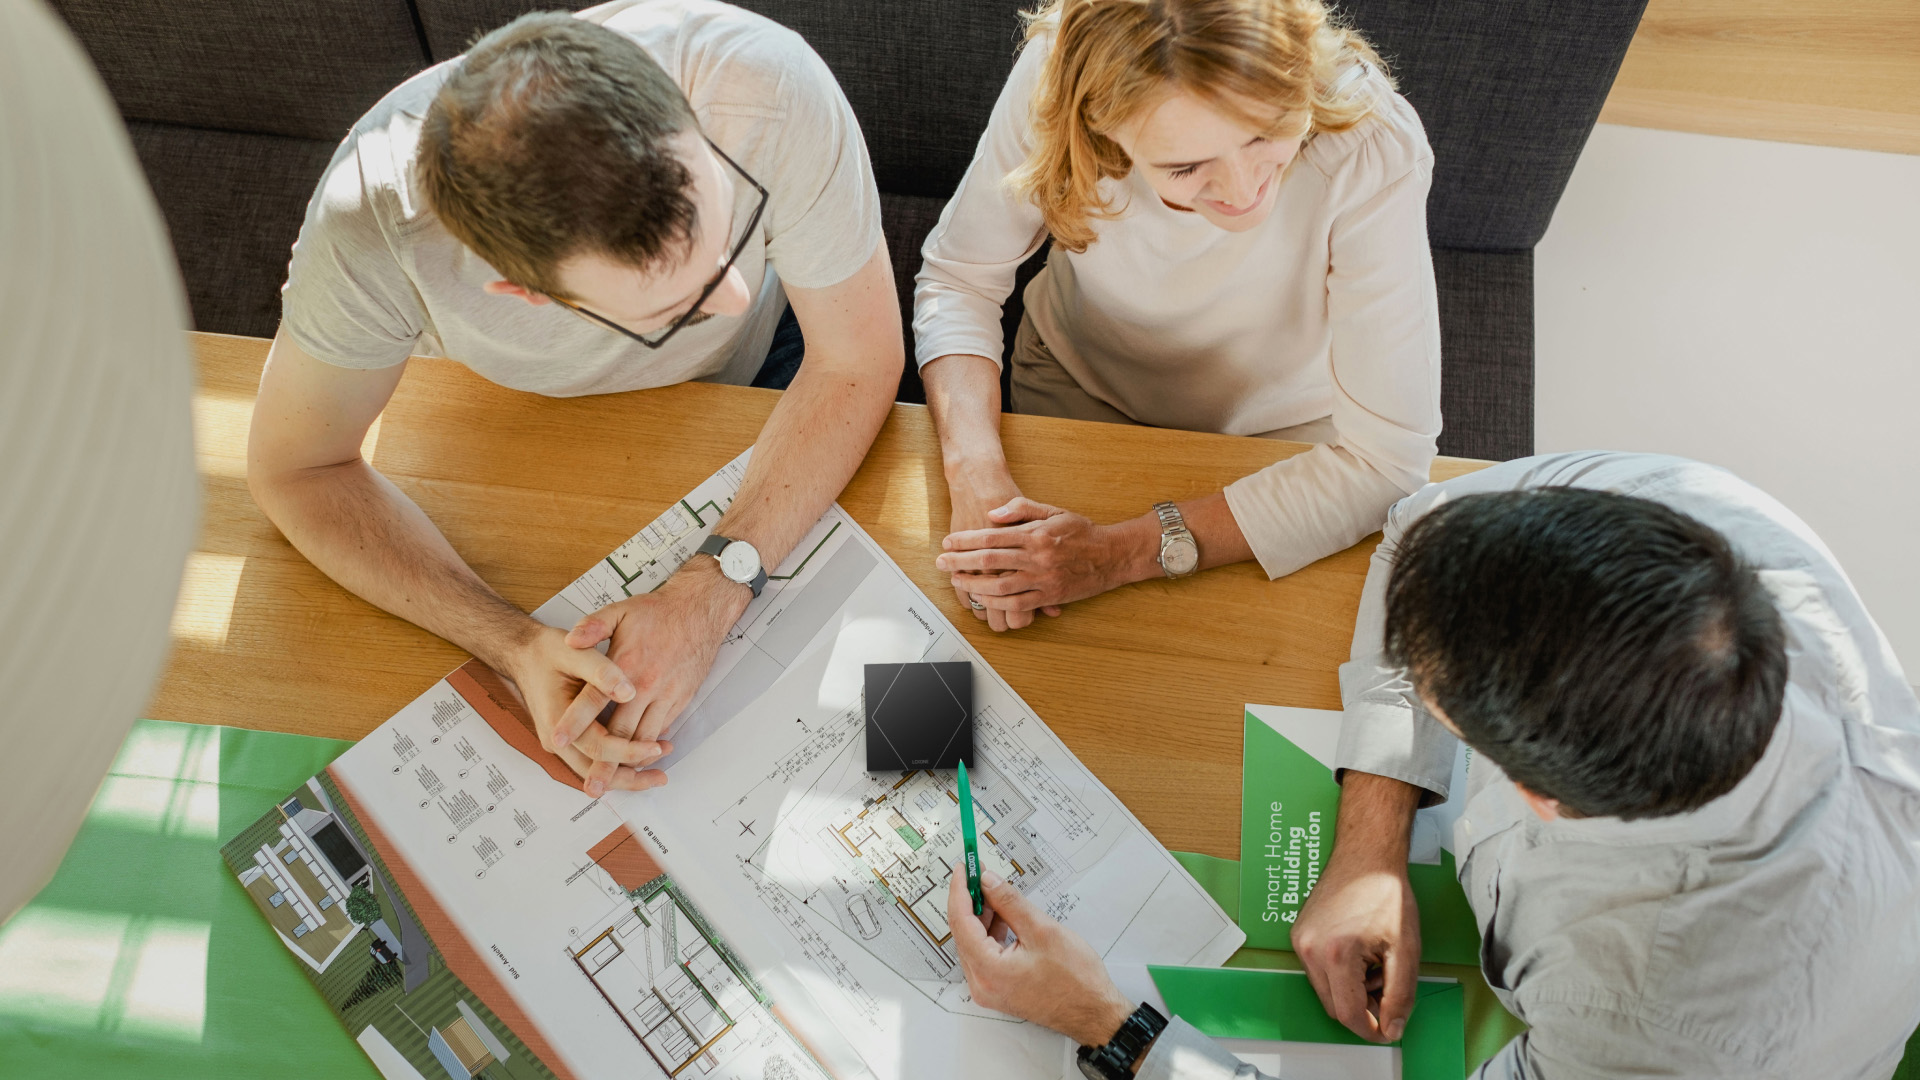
[911,37,1052,370]
[757,33,883,291]
[280,138,428,369]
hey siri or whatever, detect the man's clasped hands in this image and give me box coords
[522,493,1128,792]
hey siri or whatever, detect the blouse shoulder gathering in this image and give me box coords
[1297,65,1433,197]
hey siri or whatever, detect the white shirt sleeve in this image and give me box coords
[1321,147,1443,497]
[911,37,1052,369]
[1333,474,1463,802]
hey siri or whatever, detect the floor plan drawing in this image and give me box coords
[734,696,1103,1015]
[759,758,1031,981]
[238,452,1241,1080]
[566,828,829,1080]
[648,542,1246,1049]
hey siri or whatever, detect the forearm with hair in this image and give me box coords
[1330,771,1422,866]
[253,458,537,672]
[715,350,894,571]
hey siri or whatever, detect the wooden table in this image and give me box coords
[155,332,1485,861]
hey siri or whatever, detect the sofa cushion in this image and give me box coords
[49,0,428,141]
[414,0,561,61]
[128,123,341,338]
[729,0,1033,200]
[1433,247,1532,460]
[413,0,1032,200]
[1341,0,1647,251]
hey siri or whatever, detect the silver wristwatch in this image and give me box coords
[695,533,767,597]
[1152,502,1199,578]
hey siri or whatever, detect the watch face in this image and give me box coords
[1163,537,1199,576]
[718,540,762,584]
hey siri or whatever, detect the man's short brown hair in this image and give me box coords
[417,12,699,298]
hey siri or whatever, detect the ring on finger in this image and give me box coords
[968,597,986,611]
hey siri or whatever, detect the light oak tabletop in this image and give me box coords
[154,331,1486,860]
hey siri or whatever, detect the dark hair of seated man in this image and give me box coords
[416,12,699,298]
[1384,487,1789,820]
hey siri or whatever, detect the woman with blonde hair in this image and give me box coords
[916,0,1440,629]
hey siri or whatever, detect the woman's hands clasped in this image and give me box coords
[938,496,1157,627]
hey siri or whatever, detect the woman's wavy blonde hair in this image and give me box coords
[1011,0,1389,251]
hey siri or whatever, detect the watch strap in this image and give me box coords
[1076,1002,1169,1080]
[1152,502,1197,579]
[695,533,766,598]
[1152,502,1189,537]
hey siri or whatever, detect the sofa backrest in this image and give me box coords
[55,0,1640,452]
[48,0,430,143]
[1343,0,1647,252]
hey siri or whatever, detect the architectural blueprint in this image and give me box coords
[629,512,1246,1079]
[531,450,869,768]
[225,451,1241,1080]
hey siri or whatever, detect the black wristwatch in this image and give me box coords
[1076,1002,1169,1080]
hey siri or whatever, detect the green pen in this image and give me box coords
[958,758,983,916]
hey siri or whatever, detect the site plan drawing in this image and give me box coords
[224,449,1242,1080]
[225,657,841,1080]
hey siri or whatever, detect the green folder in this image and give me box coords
[1238,708,1481,965]
[1149,965,1465,1079]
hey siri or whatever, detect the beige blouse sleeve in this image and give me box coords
[1224,122,1443,579]
[911,37,1052,369]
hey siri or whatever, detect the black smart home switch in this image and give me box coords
[864,662,973,772]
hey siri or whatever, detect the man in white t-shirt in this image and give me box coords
[249,1,901,796]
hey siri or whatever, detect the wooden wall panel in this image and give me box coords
[1601,0,1920,155]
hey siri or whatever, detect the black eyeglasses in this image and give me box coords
[555,137,769,350]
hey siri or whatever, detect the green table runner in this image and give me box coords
[5,721,1912,1079]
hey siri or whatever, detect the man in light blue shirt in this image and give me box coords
[944,452,1920,1079]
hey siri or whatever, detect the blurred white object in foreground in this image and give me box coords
[0,0,198,921]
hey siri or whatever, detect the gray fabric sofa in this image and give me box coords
[50,0,1645,460]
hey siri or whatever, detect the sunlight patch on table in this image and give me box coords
[170,551,245,647]
[190,390,252,477]
[0,907,210,1042]
[89,774,220,839]
[109,718,221,782]
[874,455,933,532]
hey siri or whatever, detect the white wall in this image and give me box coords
[1535,123,1920,681]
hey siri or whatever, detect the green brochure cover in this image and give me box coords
[1147,965,1465,1079]
[1239,705,1481,965]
